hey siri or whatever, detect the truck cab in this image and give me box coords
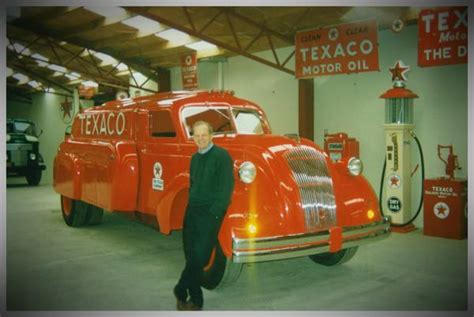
[7,118,46,185]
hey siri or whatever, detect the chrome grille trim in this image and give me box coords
[232,217,391,263]
[283,146,336,231]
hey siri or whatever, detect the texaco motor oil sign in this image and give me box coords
[295,19,379,78]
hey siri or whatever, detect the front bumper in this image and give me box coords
[7,163,46,176]
[232,216,391,263]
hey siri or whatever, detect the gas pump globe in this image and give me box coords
[380,60,418,230]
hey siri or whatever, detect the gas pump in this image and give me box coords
[423,145,467,239]
[324,131,359,162]
[379,60,425,232]
[437,145,461,179]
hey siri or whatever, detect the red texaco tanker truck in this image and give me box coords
[53,90,390,289]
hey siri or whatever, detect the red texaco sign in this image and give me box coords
[181,53,198,89]
[295,19,379,78]
[418,7,468,67]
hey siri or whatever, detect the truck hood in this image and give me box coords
[215,134,338,234]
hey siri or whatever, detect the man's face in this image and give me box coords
[193,124,212,150]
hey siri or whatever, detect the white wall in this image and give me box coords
[170,24,467,228]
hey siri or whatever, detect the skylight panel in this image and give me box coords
[27,80,41,88]
[155,28,190,43]
[185,40,217,51]
[12,73,29,84]
[31,53,49,67]
[93,52,118,66]
[31,53,49,62]
[65,72,81,80]
[8,42,31,56]
[114,62,129,72]
[121,15,161,31]
[47,64,68,73]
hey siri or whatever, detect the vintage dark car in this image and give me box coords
[7,118,46,185]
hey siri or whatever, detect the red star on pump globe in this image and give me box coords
[389,60,410,81]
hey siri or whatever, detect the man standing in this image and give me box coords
[174,120,235,311]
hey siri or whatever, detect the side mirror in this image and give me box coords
[37,129,43,138]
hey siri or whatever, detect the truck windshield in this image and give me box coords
[182,107,236,136]
[8,121,37,136]
[232,109,265,135]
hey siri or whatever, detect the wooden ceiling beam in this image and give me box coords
[225,8,294,45]
[126,7,295,76]
[8,34,130,88]
[9,61,73,94]
[9,18,164,83]
[61,10,135,40]
[18,7,82,23]
[7,48,141,94]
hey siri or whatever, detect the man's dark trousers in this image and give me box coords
[175,204,222,307]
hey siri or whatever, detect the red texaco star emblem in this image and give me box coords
[389,60,410,81]
[61,98,72,119]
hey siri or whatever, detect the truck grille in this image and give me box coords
[283,146,336,231]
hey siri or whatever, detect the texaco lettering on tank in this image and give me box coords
[79,112,126,136]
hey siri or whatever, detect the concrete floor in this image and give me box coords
[5,179,470,312]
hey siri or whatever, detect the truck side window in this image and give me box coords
[150,111,176,137]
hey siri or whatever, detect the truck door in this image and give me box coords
[136,109,182,215]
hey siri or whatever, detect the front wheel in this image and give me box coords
[26,169,42,186]
[201,243,243,290]
[309,247,358,266]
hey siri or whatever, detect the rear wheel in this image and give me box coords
[85,203,104,225]
[61,196,87,227]
[309,247,358,266]
[26,169,42,186]
[201,243,243,290]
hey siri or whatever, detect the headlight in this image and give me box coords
[29,153,37,160]
[347,157,362,176]
[239,161,256,184]
[25,135,39,142]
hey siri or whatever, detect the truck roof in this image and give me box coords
[93,90,259,112]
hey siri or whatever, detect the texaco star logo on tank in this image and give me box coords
[153,162,163,179]
[433,202,450,219]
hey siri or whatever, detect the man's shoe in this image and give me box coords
[173,287,188,311]
[182,301,203,311]
[176,299,187,311]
